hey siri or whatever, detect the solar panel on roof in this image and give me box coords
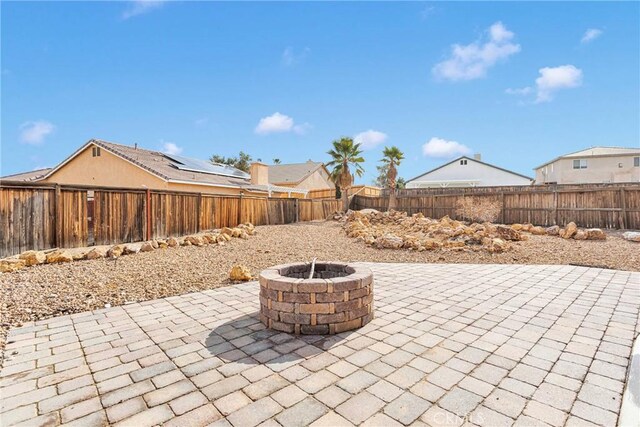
[164,154,250,179]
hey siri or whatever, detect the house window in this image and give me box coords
[572,159,587,169]
[460,159,467,165]
[92,147,101,157]
[635,157,639,167]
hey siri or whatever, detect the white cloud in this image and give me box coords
[422,137,471,158]
[122,0,165,20]
[354,130,388,150]
[255,112,309,135]
[19,121,55,145]
[432,22,521,81]
[282,47,310,66]
[420,5,436,20]
[505,86,533,96]
[535,65,583,103]
[581,29,603,44]
[161,142,183,155]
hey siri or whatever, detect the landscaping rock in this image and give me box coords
[561,222,578,239]
[85,247,108,260]
[496,225,523,241]
[586,228,606,240]
[203,233,217,244]
[184,236,204,246]
[167,237,179,247]
[123,243,142,255]
[140,242,154,252]
[107,245,124,258]
[19,250,46,266]
[0,259,26,273]
[546,225,560,236]
[46,251,73,264]
[375,234,404,249]
[623,231,640,242]
[150,240,159,249]
[574,230,588,240]
[530,226,546,235]
[488,238,508,253]
[229,264,252,281]
[69,248,90,261]
[221,227,233,236]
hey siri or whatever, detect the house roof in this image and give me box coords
[1,168,52,182]
[6,139,307,194]
[407,156,534,183]
[535,146,640,169]
[268,161,328,184]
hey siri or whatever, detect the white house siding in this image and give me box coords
[407,158,532,188]
[535,155,640,184]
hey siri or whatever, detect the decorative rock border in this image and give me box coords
[259,262,374,335]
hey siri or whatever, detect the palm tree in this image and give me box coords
[381,146,404,211]
[326,137,365,211]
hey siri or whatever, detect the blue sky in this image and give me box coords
[2,1,639,184]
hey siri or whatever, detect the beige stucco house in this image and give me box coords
[534,146,640,185]
[1,139,307,197]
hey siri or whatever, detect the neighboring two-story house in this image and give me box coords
[534,147,640,185]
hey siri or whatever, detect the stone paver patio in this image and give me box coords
[1,263,638,427]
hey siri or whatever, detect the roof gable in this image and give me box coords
[43,139,254,189]
[268,161,327,184]
[407,156,533,183]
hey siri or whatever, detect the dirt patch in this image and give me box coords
[1,221,638,353]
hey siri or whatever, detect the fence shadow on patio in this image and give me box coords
[205,312,353,363]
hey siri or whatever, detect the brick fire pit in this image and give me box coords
[258,262,374,335]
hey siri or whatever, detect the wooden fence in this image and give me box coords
[353,183,640,230]
[307,185,382,200]
[0,182,341,257]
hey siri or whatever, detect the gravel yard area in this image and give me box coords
[1,221,638,352]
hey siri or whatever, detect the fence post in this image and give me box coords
[197,193,202,232]
[553,190,558,226]
[620,188,627,229]
[265,197,271,225]
[146,189,152,240]
[295,198,299,223]
[54,184,62,248]
[431,195,436,218]
[237,192,243,226]
[500,192,505,224]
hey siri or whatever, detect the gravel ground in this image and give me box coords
[1,221,638,353]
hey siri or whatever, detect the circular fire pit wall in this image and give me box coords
[259,262,374,334]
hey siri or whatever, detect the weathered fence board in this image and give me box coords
[57,190,88,249]
[353,184,640,230]
[298,199,341,222]
[151,192,200,238]
[0,187,56,256]
[93,191,145,245]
